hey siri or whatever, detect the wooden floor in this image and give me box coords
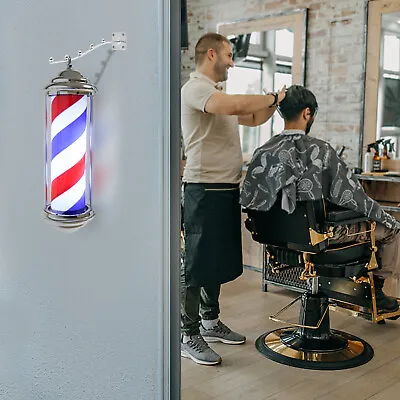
[181,269,400,400]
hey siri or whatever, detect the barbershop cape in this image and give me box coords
[240,131,400,231]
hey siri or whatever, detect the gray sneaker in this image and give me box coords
[181,334,222,366]
[200,321,246,345]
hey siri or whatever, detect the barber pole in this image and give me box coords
[50,94,88,213]
[45,62,96,228]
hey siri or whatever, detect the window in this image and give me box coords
[271,29,294,136]
[275,29,294,58]
[383,34,400,72]
[250,32,261,45]
[226,67,263,154]
[272,72,293,135]
[380,31,400,130]
[378,26,400,155]
[226,28,294,155]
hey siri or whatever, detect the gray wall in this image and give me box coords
[0,0,179,399]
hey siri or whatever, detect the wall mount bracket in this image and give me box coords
[49,32,127,65]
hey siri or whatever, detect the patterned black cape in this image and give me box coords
[240,130,400,231]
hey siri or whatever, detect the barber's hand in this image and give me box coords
[276,85,286,105]
[263,86,287,108]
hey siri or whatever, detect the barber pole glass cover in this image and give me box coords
[45,66,96,228]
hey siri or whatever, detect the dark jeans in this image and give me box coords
[180,279,221,336]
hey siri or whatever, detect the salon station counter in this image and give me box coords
[355,173,400,297]
[355,173,400,213]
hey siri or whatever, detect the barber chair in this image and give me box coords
[243,195,400,370]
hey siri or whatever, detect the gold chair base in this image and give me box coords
[256,327,374,370]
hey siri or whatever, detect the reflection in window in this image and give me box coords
[275,29,294,58]
[378,17,400,156]
[226,67,262,154]
[383,34,400,72]
[225,28,294,154]
[250,32,260,45]
[272,72,293,136]
[381,76,400,127]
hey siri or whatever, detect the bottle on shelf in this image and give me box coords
[382,139,391,160]
[388,141,396,160]
[364,144,373,173]
[372,139,384,172]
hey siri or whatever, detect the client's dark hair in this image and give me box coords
[278,85,318,121]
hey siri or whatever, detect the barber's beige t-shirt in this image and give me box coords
[181,72,243,184]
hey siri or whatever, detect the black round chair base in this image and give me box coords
[255,327,374,370]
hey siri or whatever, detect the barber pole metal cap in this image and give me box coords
[46,65,97,95]
[44,65,96,230]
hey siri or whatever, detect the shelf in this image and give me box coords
[355,174,400,183]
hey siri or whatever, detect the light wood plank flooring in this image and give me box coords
[181,269,400,400]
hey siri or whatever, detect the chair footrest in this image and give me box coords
[319,276,373,308]
[314,262,368,278]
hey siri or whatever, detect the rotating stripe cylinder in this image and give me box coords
[45,66,96,228]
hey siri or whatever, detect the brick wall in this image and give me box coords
[181,0,368,167]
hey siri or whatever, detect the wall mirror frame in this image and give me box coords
[216,9,308,160]
[363,0,400,162]
[215,9,307,269]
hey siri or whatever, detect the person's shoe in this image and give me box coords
[200,320,246,345]
[375,288,399,312]
[373,275,399,312]
[181,334,222,366]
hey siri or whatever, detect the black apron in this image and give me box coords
[182,183,243,286]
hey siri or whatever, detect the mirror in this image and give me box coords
[217,9,308,161]
[215,10,307,271]
[363,0,400,162]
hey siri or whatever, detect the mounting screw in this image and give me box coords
[90,44,94,50]
[49,57,54,63]
[78,51,82,56]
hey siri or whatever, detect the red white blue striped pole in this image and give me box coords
[50,94,88,214]
[45,66,95,228]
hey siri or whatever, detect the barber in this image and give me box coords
[180,32,285,366]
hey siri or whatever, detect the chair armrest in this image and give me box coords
[325,209,369,226]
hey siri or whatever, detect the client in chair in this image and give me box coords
[240,85,400,312]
